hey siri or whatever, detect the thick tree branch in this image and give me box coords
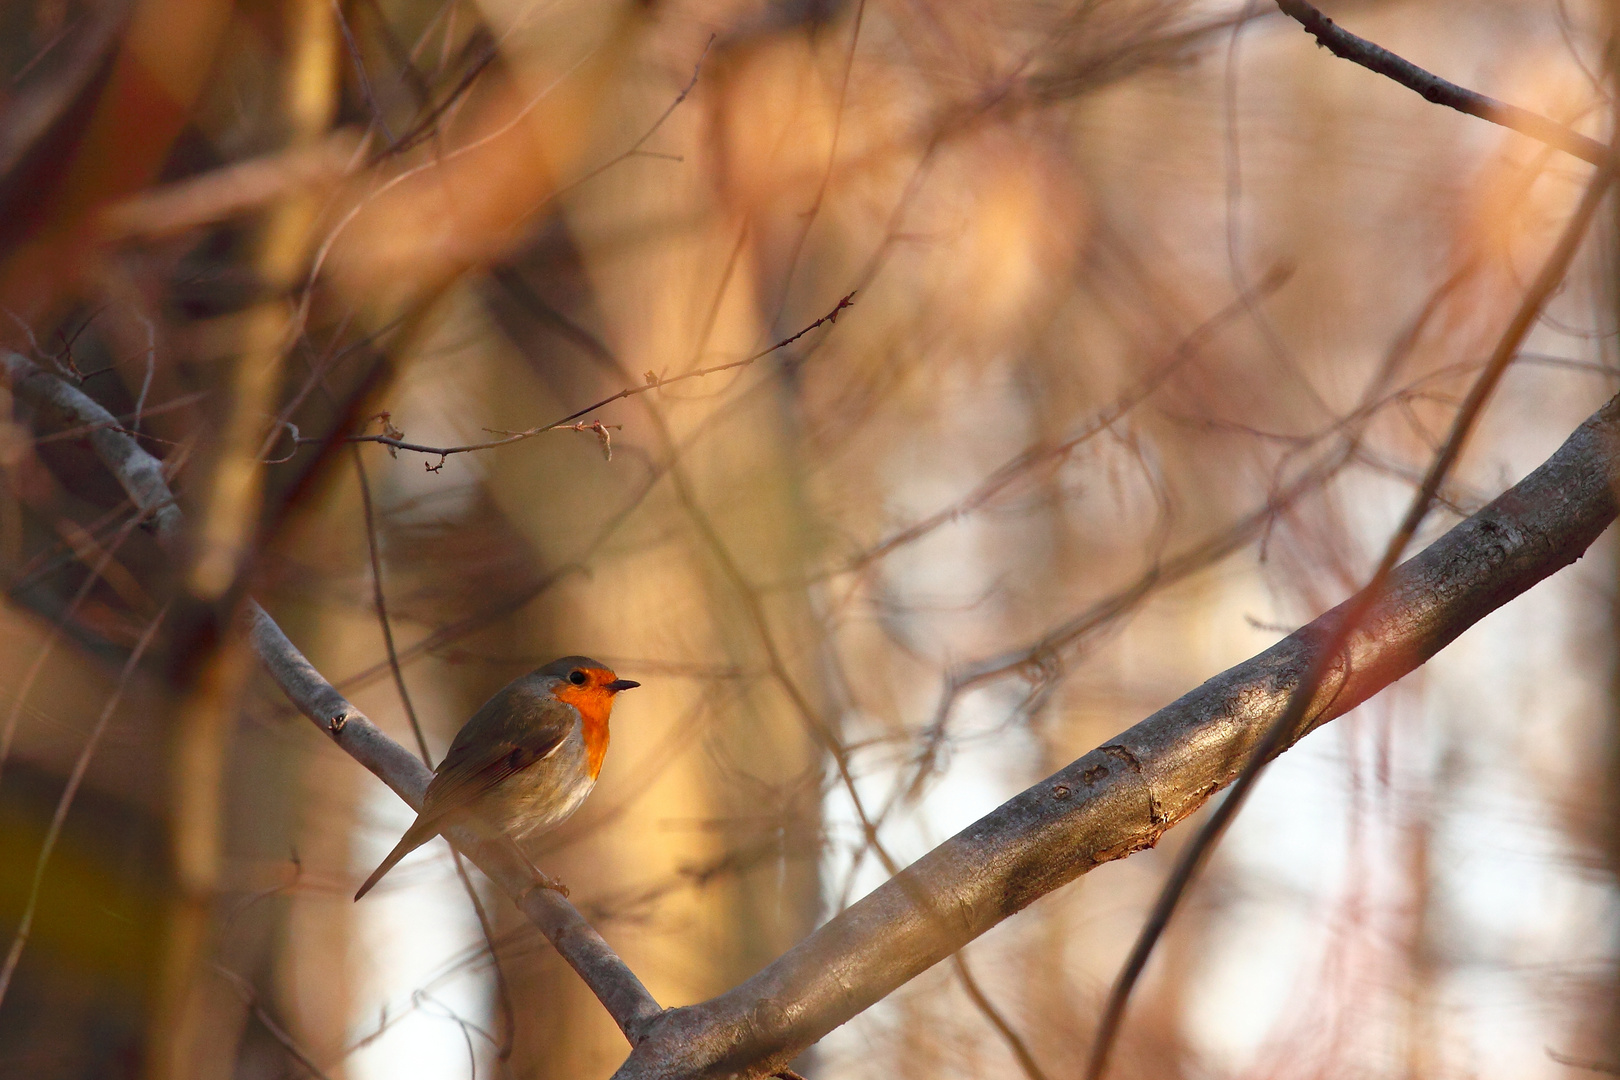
[1276,0,1610,166]
[0,350,665,1045]
[612,392,1620,1079]
[1082,24,1620,1075]
[18,336,1620,1076]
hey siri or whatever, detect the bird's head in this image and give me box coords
[534,655,637,718]
[534,656,636,779]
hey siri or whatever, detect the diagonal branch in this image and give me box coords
[1086,20,1620,1073]
[0,350,665,1045]
[317,291,858,466]
[1276,0,1609,166]
[1086,145,1620,1080]
[247,608,664,1040]
[610,392,1620,1077]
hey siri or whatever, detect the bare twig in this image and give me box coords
[1276,0,1609,165]
[331,0,397,144]
[352,445,518,1058]
[378,33,499,159]
[353,448,431,763]
[845,267,1290,574]
[217,964,339,1080]
[518,34,718,220]
[0,352,184,783]
[27,389,209,444]
[951,952,1051,1080]
[325,291,856,464]
[0,353,183,537]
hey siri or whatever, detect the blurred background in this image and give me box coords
[0,0,1617,1077]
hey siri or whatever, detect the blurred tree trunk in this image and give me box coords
[471,193,828,1076]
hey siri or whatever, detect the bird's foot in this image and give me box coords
[501,835,571,899]
[535,869,570,898]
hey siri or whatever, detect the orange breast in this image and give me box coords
[552,684,613,780]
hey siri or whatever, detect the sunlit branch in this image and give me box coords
[1084,124,1620,1080]
[613,387,1620,1079]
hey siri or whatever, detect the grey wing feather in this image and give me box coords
[352,679,569,902]
[417,680,572,829]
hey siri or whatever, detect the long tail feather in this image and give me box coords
[354,819,439,901]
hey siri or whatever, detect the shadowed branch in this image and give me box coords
[1276,0,1608,165]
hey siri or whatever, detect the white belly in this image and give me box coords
[469,724,597,839]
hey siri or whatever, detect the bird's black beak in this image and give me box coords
[606,679,640,693]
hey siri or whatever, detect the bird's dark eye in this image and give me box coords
[569,669,587,686]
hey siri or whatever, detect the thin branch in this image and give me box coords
[217,964,339,1080]
[616,34,714,164]
[325,291,856,464]
[353,445,517,1059]
[353,448,431,763]
[0,353,183,538]
[28,389,210,445]
[1276,0,1609,166]
[761,0,864,334]
[0,509,151,778]
[951,952,1051,1080]
[0,359,193,781]
[515,35,717,221]
[379,32,499,159]
[332,0,397,145]
[844,267,1289,575]
[352,0,433,116]
[1083,123,1620,1080]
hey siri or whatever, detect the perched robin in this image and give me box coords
[354,656,639,901]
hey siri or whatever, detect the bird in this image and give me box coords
[354,656,639,901]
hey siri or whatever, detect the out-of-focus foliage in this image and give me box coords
[0,0,1617,1078]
